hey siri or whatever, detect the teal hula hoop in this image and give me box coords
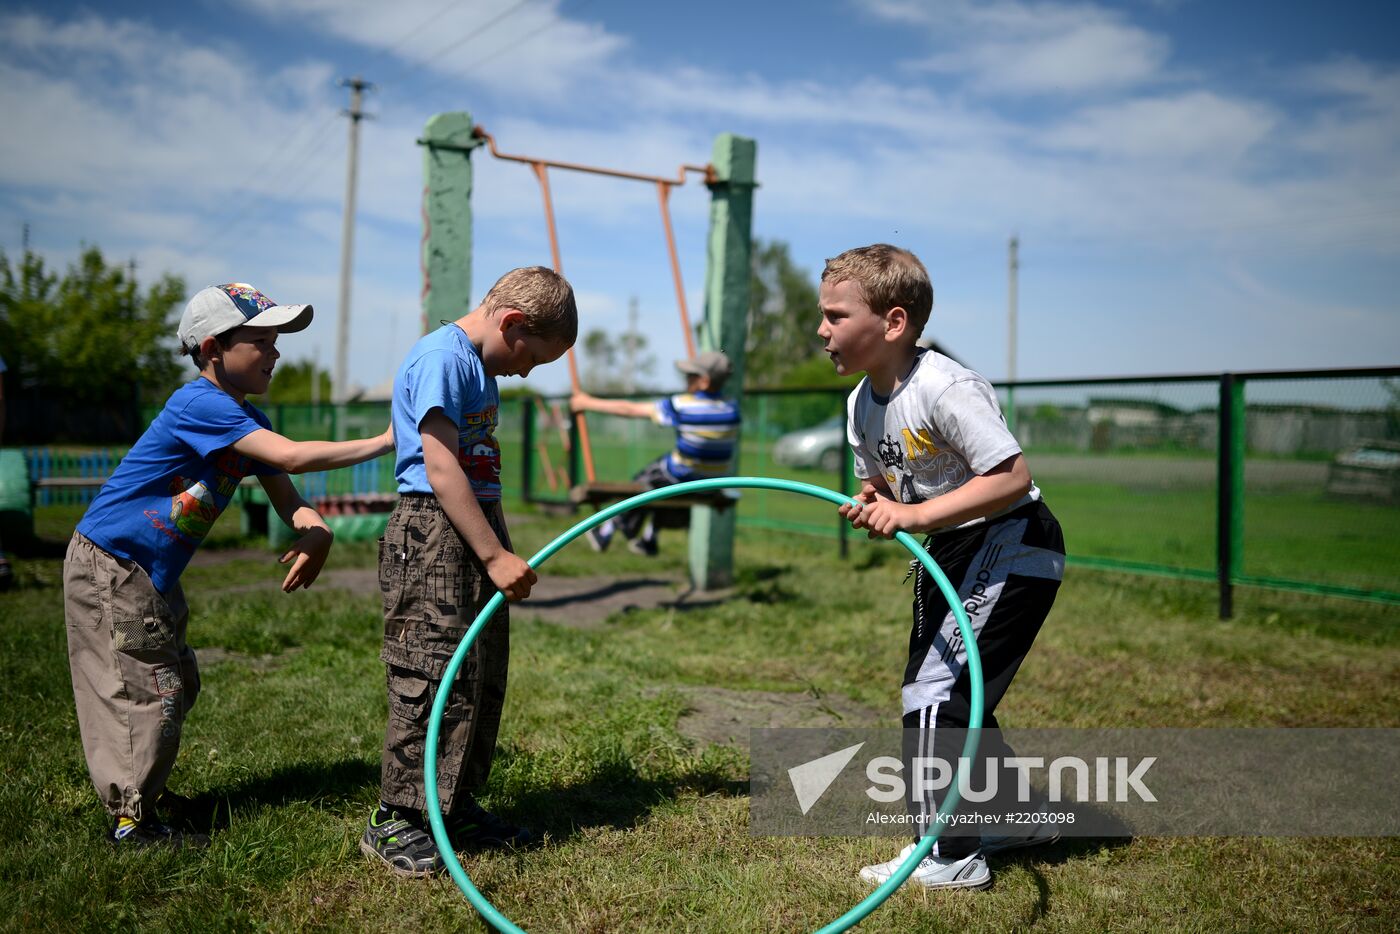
[424,477,985,933]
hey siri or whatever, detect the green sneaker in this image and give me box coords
[360,807,443,878]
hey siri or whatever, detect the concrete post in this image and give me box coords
[689,133,756,590]
[418,112,481,335]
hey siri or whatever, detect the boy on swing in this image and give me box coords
[570,349,740,556]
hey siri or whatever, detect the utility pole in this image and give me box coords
[1007,234,1019,382]
[334,76,373,406]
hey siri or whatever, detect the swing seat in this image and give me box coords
[569,482,738,529]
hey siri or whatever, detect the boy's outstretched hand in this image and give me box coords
[485,550,537,602]
[279,526,333,592]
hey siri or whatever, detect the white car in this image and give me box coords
[772,415,847,472]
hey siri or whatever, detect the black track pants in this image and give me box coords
[900,500,1065,857]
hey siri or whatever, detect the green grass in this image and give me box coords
[522,424,1400,598]
[3,505,1398,932]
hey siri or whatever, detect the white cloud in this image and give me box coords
[3,3,1397,391]
[862,0,1170,95]
[1039,92,1277,163]
[232,0,627,98]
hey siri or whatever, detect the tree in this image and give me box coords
[746,238,824,387]
[263,359,332,404]
[0,247,184,405]
[579,326,654,394]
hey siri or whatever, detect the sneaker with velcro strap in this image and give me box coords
[446,797,536,849]
[859,842,991,890]
[360,806,443,878]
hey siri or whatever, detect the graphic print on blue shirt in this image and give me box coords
[457,405,501,498]
[391,324,502,501]
[77,379,277,594]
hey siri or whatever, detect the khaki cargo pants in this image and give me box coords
[378,494,510,814]
[64,532,199,820]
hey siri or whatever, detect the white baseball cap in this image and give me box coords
[178,283,313,354]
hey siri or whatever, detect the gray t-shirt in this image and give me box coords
[847,350,1039,531]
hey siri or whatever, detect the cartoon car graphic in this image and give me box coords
[169,479,220,540]
[459,441,501,487]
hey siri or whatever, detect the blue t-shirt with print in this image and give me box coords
[77,378,278,594]
[391,323,501,501]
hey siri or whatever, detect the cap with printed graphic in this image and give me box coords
[177,283,314,354]
[675,349,733,384]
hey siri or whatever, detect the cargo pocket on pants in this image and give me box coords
[386,667,433,728]
[111,613,174,655]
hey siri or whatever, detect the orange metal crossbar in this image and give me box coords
[474,125,713,483]
[473,126,714,188]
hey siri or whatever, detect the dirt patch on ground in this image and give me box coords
[200,566,384,598]
[201,563,730,629]
[512,575,732,629]
[660,685,885,751]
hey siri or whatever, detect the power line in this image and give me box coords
[197,110,344,257]
[379,0,533,88]
[379,0,470,60]
[193,3,470,252]
[414,0,598,99]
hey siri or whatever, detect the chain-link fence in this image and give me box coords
[18,366,1398,612]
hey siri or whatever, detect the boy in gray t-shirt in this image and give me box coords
[818,244,1065,891]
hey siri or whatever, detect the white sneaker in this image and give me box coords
[980,820,1060,855]
[859,842,991,890]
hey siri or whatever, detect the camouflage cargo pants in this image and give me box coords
[377,494,510,813]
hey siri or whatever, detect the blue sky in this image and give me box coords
[1,0,1397,397]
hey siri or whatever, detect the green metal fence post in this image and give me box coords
[1216,373,1245,618]
[568,410,581,492]
[839,444,852,560]
[689,133,756,590]
[1230,377,1246,594]
[418,112,481,336]
[522,396,535,503]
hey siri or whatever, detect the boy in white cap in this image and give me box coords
[64,283,393,847]
[571,350,740,555]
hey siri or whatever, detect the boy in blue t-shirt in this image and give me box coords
[569,350,740,555]
[65,283,393,848]
[361,266,577,878]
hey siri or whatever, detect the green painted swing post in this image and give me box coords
[689,134,757,590]
[418,112,481,337]
[416,112,756,590]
